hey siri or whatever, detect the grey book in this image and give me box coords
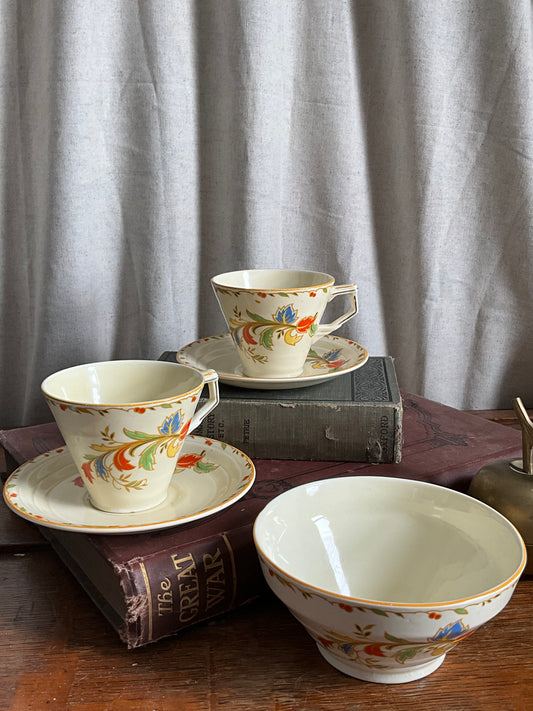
[159,354,402,463]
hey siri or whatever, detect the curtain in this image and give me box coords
[1,0,532,428]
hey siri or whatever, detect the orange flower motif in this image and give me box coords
[257,292,267,298]
[177,452,204,469]
[178,420,191,441]
[318,637,334,648]
[113,446,135,472]
[134,407,146,413]
[364,643,386,657]
[82,461,95,484]
[327,360,345,369]
[296,315,317,333]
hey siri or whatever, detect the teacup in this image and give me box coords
[41,360,219,513]
[211,269,358,378]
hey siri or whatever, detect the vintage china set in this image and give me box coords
[5,436,255,534]
[3,268,526,684]
[4,331,367,531]
[5,269,368,532]
[211,269,360,379]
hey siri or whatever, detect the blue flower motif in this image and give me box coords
[431,620,468,642]
[274,305,297,324]
[95,456,108,480]
[323,349,341,362]
[160,411,182,435]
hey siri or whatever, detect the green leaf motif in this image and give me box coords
[194,460,218,473]
[397,647,422,663]
[260,326,276,350]
[139,442,160,471]
[454,608,468,615]
[123,429,154,441]
[246,310,271,324]
[385,632,410,644]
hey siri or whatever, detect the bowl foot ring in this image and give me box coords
[317,644,446,684]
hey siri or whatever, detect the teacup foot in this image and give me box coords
[85,491,168,514]
[317,644,446,684]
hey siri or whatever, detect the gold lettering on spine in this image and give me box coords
[172,552,200,623]
[157,577,173,617]
[203,548,226,611]
[139,562,153,641]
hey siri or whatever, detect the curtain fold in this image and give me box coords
[1,0,532,428]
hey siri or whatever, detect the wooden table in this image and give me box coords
[1,411,532,711]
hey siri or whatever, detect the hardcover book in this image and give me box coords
[160,354,403,463]
[0,393,523,649]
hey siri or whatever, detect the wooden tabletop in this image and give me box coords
[1,411,532,711]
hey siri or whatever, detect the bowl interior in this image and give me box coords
[42,360,203,406]
[254,476,525,605]
[212,269,333,290]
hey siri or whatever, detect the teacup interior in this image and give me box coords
[42,360,203,406]
[212,269,334,290]
[254,476,525,605]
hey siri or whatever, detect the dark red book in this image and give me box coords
[0,392,522,648]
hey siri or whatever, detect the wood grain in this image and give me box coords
[1,551,532,711]
[2,410,532,710]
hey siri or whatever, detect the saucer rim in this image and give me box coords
[177,333,369,388]
[3,435,255,535]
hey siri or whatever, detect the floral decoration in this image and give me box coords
[81,410,192,492]
[229,304,318,363]
[316,618,473,669]
[307,348,347,371]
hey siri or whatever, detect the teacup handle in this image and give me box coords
[314,283,358,340]
[189,369,220,432]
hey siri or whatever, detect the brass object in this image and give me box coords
[468,397,532,575]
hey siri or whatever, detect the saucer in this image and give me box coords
[177,334,369,389]
[3,436,255,534]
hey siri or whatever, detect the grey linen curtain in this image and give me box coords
[1,0,532,428]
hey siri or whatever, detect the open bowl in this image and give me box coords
[253,476,526,684]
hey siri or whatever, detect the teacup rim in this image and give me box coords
[253,476,527,610]
[211,268,335,291]
[41,359,205,409]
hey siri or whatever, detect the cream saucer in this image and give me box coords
[3,436,255,534]
[177,334,369,389]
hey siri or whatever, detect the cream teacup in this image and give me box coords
[41,360,219,513]
[211,269,358,378]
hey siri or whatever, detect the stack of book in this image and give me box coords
[0,355,522,648]
[161,353,404,462]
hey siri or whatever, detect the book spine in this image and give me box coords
[194,400,402,463]
[117,524,262,648]
[41,523,264,649]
